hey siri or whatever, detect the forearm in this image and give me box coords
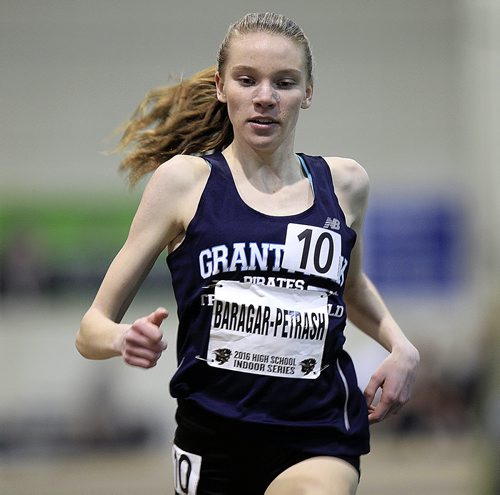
[76,307,127,360]
[345,272,417,354]
[345,272,420,422]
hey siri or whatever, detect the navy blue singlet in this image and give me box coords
[167,152,369,457]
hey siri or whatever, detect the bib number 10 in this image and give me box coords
[282,224,342,281]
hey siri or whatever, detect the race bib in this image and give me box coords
[205,281,329,379]
[282,223,343,282]
[172,444,202,495]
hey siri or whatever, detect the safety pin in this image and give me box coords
[195,355,214,363]
[312,364,330,375]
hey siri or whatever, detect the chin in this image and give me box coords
[246,136,283,152]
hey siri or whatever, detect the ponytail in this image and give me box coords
[116,66,232,186]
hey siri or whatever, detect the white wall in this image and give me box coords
[1,0,468,193]
[1,0,499,428]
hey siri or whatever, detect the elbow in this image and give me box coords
[75,324,91,359]
[75,311,97,359]
[75,309,123,360]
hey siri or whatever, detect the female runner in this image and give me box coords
[76,12,419,495]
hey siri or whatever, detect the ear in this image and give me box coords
[215,72,227,103]
[301,83,313,109]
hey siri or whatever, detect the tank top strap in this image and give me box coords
[202,152,231,177]
[297,153,336,199]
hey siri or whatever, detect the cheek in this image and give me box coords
[225,94,247,122]
[226,100,239,120]
[282,97,304,120]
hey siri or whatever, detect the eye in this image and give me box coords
[276,79,296,89]
[238,76,255,86]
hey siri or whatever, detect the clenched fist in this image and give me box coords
[121,307,169,369]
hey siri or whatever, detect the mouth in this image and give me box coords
[248,117,279,127]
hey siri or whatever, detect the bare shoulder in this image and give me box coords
[129,155,211,246]
[139,155,210,214]
[323,156,369,197]
[150,154,210,193]
[323,156,370,226]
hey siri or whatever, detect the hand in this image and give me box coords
[121,307,169,369]
[364,343,420,423]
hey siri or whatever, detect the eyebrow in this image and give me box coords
[230,65,302,77]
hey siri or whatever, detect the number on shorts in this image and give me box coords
[172,444,202,495]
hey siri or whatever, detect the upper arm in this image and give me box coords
[324,156,370,230]
[91,155,210,321]
[324,157,370,286]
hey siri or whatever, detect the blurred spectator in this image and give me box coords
[478,288,500,494]
[1,228,47,297]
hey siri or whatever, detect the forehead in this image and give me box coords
[225,32,305,73]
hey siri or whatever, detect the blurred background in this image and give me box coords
[1,0,499,493]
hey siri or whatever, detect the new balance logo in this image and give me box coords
[323,217,341,230]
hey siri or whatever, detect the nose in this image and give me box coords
[252,83,279,107]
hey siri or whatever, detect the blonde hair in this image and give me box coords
[117,13,313,186]
[218,12,313,83]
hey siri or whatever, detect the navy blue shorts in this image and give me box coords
[172,405,360,495]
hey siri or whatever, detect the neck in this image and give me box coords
[223,142,303,192]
